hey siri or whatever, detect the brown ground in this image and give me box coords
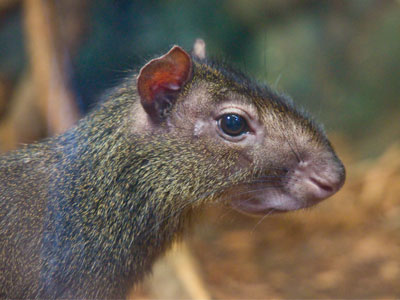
[130,140,400,299]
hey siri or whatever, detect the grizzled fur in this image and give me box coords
[1,55,326,298]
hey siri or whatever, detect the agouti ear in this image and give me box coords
[137,46,192,122]
[192,38,206,60]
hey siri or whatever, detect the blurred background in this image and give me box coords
[0,0,399,298]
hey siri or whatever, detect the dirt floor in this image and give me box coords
[129,141,400,299]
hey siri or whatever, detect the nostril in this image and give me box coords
[293,159,345,201]
[309,177,334,193]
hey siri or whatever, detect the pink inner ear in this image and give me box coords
[137,46,192,107]
[152,82,181,94]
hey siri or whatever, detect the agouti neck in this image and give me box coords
[37,86,230,297]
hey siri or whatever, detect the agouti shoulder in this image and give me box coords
[0,40,345,299]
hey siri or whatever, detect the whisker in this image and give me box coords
[246,174,303,185]
[228,186,285,199]
[137,152,301,237]
[254,174,288,179]
[248,177,287,182]
[144,179,285,236]
[251,209,276,234]
[274,122,302,163]
[245,179,283,184]
[285,133,301,162]
[142,187,221,236]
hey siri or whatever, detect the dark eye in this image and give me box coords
[218,114,249,137]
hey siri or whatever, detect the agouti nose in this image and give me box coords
[293,158,345,201]
[307,172,343,199]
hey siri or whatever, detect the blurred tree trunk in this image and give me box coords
[0,0,89,152]
[0,73,43,151]
[23,0,80,135]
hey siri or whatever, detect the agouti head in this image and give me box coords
[134,40,345,216]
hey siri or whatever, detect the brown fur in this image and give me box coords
[0,48,343,298]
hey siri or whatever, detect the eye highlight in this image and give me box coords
[218,114,249,137]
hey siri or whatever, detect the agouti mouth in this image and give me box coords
[228,186,319,216]
[227,158,345,216]
[226,182,294,216]
[309,177,334,193]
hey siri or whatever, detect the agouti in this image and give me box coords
[0,40,345,299]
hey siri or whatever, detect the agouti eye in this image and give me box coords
[218,114,249,137]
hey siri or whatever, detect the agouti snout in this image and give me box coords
[0,39,345,298]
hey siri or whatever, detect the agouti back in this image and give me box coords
[0,40,345,299]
